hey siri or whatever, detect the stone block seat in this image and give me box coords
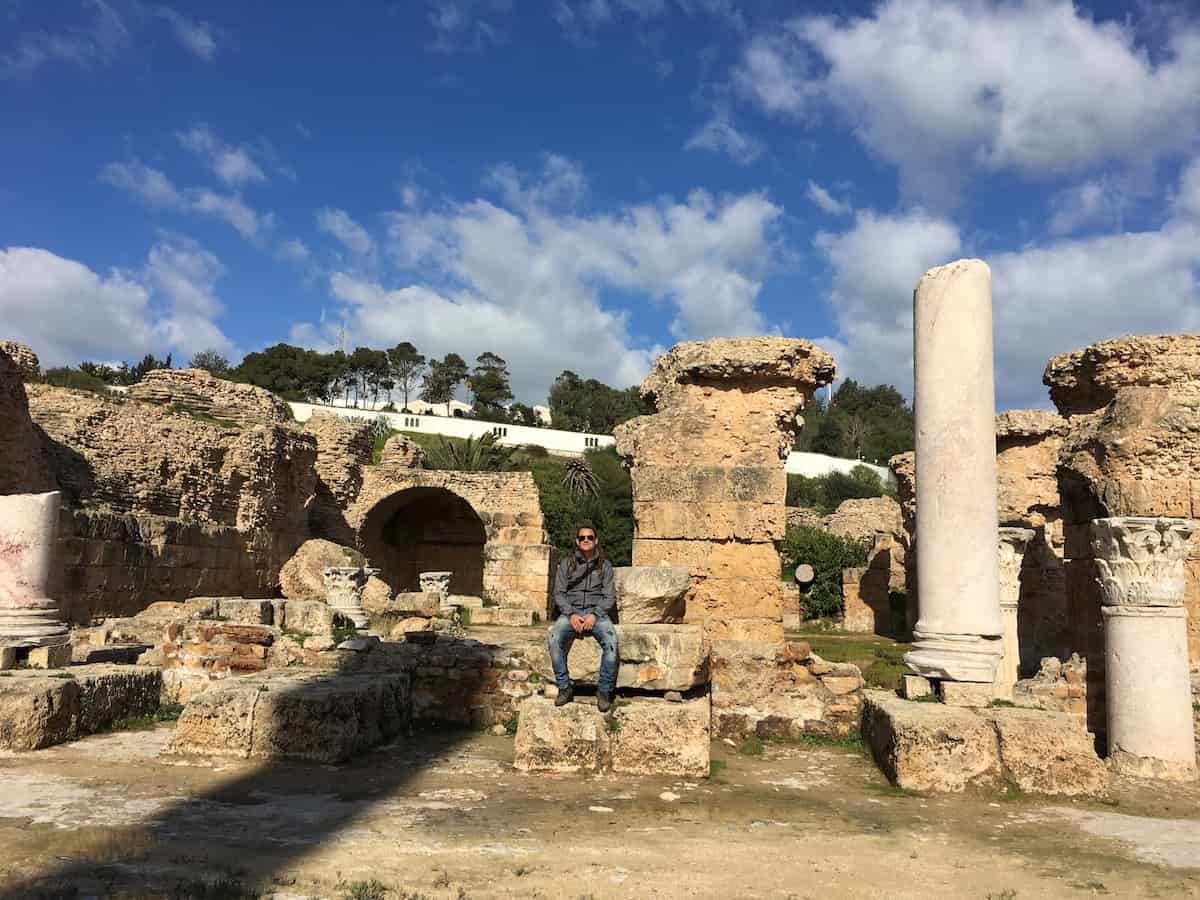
[513,694,710,777]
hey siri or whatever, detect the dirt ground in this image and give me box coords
[1,723,1199,900]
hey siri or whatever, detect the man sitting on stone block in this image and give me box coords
[548,523,619,711]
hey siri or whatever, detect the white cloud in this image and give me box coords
[685,112,764,165]
[317,208,376,259]
[100,159,273,242]
[296,157,781,400]
[426,0,511,52]
[1046,177,1132,236]
[815,188,1200,410]
[734,1,1200,206]
[0,239,233,367]
[484,153,587,211]
[177,124,267,187]
[152,6,216,60]
[2,0,128,75]
[276,238,312,265]
[1175,157,1200,219]
[806,181,851,216]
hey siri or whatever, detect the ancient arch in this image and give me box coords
[359,486,487,596]
[346,468,553,616]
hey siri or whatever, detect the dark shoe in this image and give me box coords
[597,691,613,713]
[554,687,573,707]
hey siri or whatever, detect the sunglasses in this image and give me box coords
[576,535,596,542]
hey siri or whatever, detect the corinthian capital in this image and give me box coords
[1090,517,1197,607]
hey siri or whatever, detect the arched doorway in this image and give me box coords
[358,487,487,596]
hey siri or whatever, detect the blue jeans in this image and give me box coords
[547,614,618,694]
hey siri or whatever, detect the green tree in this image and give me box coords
[387,342,426,410]
[425,432,512,471]
[421,353,468,415]
[562,457,599,498]
[345,346,389,407]
[230,343,340,402]
[548,371,648,433]
[781,527,868,620]
[509,402,539,426]
[794,379,914,463]
[188,349,231,376]
[469,351,514,416]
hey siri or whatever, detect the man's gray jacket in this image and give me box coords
[553,552,616,619]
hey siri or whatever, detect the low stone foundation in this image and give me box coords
[169,670,412,763]
[862,690,1107,796]
[0,664,162,751]
[513,694,710,777]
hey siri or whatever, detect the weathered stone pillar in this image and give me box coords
[0,491,70,649]
[615,338,835,644]
[995,527,1034,698]
[905,260,1004,683]
[1092,517,1197,781]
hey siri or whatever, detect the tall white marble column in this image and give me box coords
[904,260,1004,683]
[0,491,70,648]
[1092,517,1197,781]
[995,527,1034,698]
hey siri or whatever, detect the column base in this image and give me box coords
[1109,749,1197,783]
[0,600,70,648]
[904,631,1002,682]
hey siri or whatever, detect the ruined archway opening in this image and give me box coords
[359,487,487,596]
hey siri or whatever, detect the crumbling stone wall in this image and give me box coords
[126,367,294,427]
[343,439,551,616]
[1046,335,1200,674]
[16,371,316,622]
[0,344,55,495]
[0,340,41,380]
[303,411,377,540]
[616,337,835,644]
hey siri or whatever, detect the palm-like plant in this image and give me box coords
[562,457,600,498]
[428,432,513,472]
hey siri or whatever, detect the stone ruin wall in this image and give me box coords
[615,337,836,644]
[1045,335,1200,677]
[307,419,553,617]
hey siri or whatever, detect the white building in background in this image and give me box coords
[319,395,552,425]
[289,401,896,486]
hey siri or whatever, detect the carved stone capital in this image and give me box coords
[1090,517,1197,607]
[997,527,1034,610]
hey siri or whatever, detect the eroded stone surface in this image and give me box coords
[278,539,364,602]
[614,566,691,624]
[532,624,708,691]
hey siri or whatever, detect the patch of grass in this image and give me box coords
[281,628,313,643]
[604,714,622,734]
[991,698,1016,708]
[866,781,921,798]
[156,702,185,721]
[167,401,240,429]
[912,693,939,703]
[458,606,471,627]
[709,759,726,777]
[49,672,75,679]
[986,891,1018,900]
[739,736,764,755]
[528,672,541,684]
[503,713,519,736]
[793,731,867,755]
[206,614,229,622]
[343,880,389,900]
[257,684,270,693]
[798,630,913,691]
[106,702,185,733]
[332,623,358,645]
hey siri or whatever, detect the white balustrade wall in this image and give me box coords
[289,402,896,486]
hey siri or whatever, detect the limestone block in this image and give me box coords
[862,691,1002,793]
[614,566,690,623]
[686,576,786,622]
[634,501,785,542]
[980,708,1108,797]
[279,539,364,601]
[26,643,72,669]
[632,540,781,579]
[534,624,708,691]
[74,665,162,735]
[610,696,710,777]
[278,600,336,637]
[631,466,785,505]
[703,618,785,643]
[900,674,933,699]
[938,681,996,707]
[862,691,1107,796]
[171,672,411,763]
[513,696,610,773]
[361,576,393,614]
[392,592,442,617]
[470,607,535,626]
[215,598,274,625]
[0,676,78,750]
[391,617,434,637]
[449,594,484,608]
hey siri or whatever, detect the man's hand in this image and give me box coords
[581,613,597,632]
[569,614,586,633]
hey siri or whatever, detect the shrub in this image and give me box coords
[43,366,110,394]
[782,527,868,619]
[786,465,897,514]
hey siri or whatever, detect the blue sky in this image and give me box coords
[2,0,1199,410]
